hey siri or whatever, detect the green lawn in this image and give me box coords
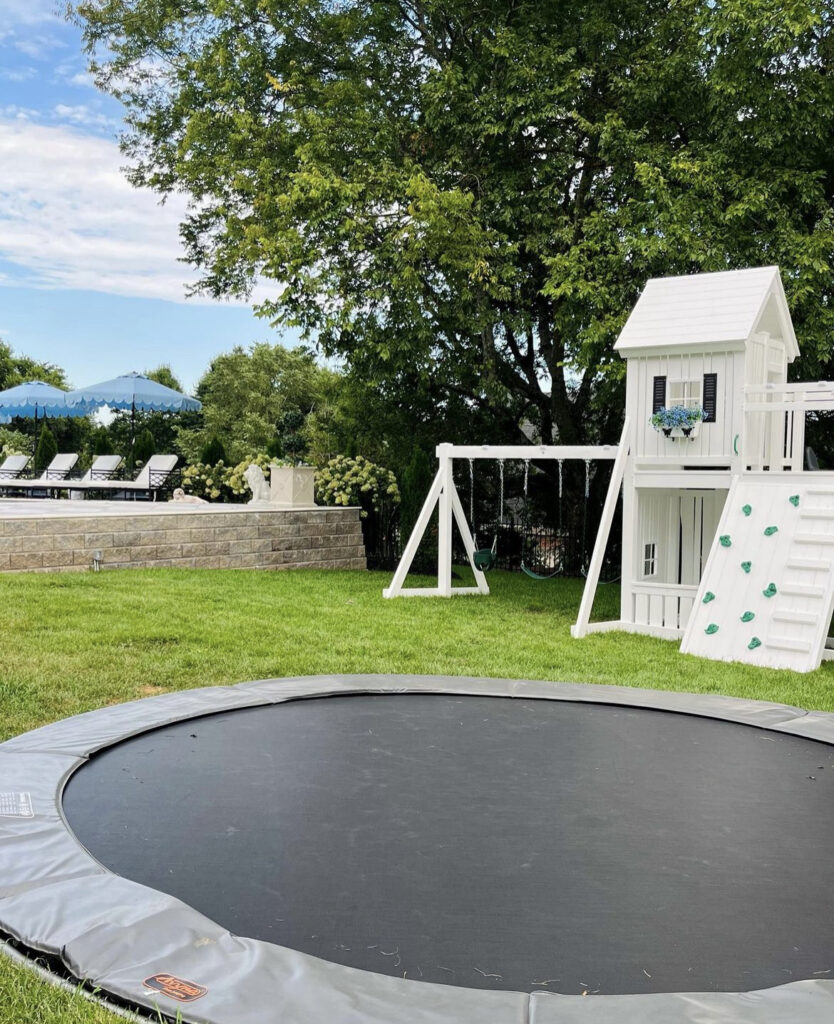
[2,567,834,1023]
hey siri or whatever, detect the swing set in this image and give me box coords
[467,456,569,579]
[383,433,629,603]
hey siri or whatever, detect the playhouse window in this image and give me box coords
[668,379,702,409]
[643,542,657,578]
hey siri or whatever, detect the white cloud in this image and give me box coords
[14,33,64,58]
[0,117,214,303]
[0,65,35,81]
[0,0,60,27]
[53,103,118,129]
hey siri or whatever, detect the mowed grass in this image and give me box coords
[2,566,834,1023]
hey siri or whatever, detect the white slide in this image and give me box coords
[682,475,834,673]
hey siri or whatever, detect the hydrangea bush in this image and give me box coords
[315,455,401,569]
[314,455,400,517]
[182,453,283,501]
[0,428,28,458]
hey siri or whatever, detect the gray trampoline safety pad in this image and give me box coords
[1,674,834,1024]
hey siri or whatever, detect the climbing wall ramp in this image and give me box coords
[681,475,834,673]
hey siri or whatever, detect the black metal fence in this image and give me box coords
[366,460,622,579]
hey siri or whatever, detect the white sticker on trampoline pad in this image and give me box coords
[0,792,34,817]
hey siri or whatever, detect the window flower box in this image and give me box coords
[650,405,704,440]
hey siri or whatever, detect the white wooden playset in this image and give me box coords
[385,266,834,674]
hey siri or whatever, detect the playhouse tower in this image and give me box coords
[580,265,834,672]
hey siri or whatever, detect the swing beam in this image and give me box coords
[383,439,622,600]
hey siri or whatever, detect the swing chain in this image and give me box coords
[584,458,591,499]
[523,459,530,499]
[498,459,505,529]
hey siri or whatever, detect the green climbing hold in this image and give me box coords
[763,582,777,598]
[742,504,752,517]
[789,494,800,507]
[763,525,778,536]
[741,561,751,573]
[748,637,762,650]
[705,623,719,635]
[702,591,715,604]
[740,611,755,623]
[719,535,732,547]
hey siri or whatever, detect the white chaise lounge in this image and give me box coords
[0,454,79,496]
[69,454,179,501]
[0,454,30,479]
[67,455,124,500]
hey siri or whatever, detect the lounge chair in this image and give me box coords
[68,455,124,500]
[0,454,79,496]
[71,454,179,501]
[0,454,30,480]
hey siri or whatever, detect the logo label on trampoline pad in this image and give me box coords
[143,974,208,1002]
[0,792,33,817]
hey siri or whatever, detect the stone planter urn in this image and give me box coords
[270,464,316,507]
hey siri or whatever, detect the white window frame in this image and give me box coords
[667,378,702,409]
[642,542,657,578]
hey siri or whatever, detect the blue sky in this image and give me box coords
[0,0,297,392]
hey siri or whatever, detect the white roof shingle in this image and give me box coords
[615,266,798,359]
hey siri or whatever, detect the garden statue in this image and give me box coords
[171,488,207,505]
[244,463,271,504]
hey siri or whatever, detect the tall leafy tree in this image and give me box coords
[0,341,66,390]
[179,343,329,461]
[74,0,834,444]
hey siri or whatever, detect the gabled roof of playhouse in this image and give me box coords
[615,266,798,359]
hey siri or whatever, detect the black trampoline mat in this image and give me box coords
[63,694,834,995]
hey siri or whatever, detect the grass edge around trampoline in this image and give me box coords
[1,567,834,1024]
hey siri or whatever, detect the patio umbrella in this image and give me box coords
[0,380,87,451]
[65,372,202,467]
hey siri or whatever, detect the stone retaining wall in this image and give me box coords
[0,507,367,573]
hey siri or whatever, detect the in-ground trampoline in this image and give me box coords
[3,676,834,1024]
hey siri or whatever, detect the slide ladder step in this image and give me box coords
[793,534,834,546]
[766,637,813,654]
[800,510,834,521]
[780,583,827,599]
[772,610,818,626]
[786,558,831,572]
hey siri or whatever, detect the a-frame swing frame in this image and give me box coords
[383,431,628,609]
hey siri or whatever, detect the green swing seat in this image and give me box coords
[473,534,498,572]
[473,547,497,572]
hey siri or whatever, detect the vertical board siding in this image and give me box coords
[634,353,737,460]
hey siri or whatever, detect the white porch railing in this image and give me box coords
[743,382,834,472]
[630,582,699,633]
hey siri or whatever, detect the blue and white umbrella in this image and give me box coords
[0,380,87,448]
[0,380,74,419]
[65,372,202,415]
[65,372,202,463]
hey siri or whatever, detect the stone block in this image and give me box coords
[180,542,209,558]
[10,551,43,569]
[84,533,115,549]
[40,550,74,568]
[52,533,87,550]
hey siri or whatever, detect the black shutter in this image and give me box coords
[703,372,717,423]
[652,376,667,413]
